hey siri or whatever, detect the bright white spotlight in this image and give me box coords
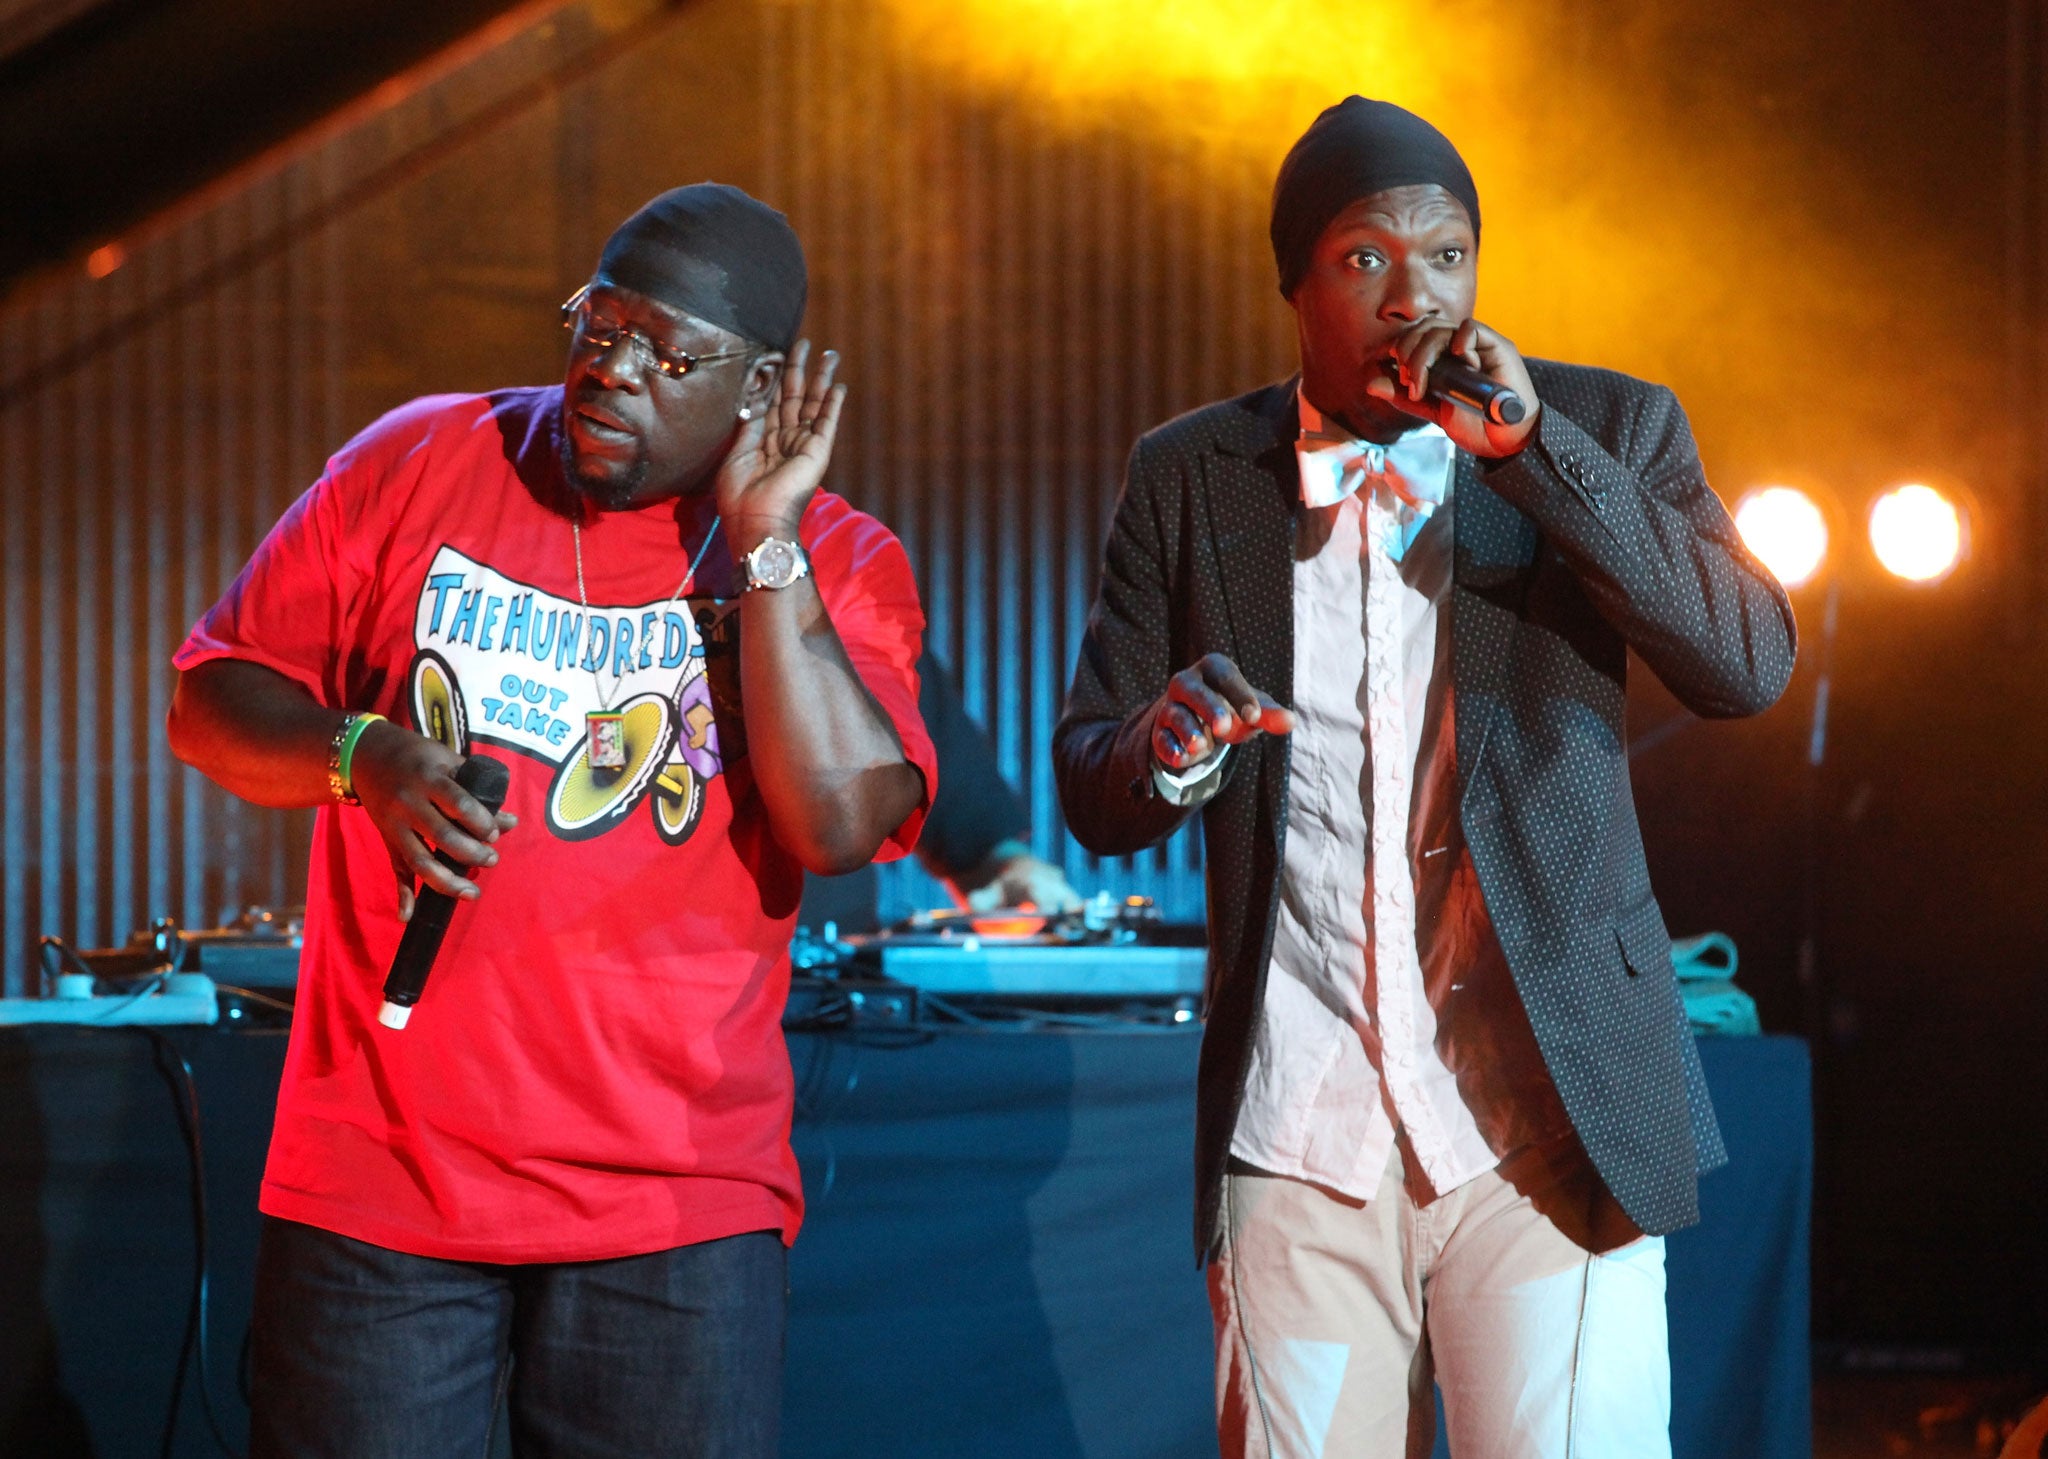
[1734,486,1829,589]
[1868,484,1964,583]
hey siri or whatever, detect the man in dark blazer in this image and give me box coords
[1055,98,1795,1458]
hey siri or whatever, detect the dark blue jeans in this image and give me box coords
[248,1216,786,1459]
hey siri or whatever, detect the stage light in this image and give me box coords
[1868,484,1965,583]
[1734,486,1829,589]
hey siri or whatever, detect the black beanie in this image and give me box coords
[595,183,807,352]
[1269,97,1481,299]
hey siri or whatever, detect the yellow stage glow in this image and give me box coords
[877,1,1456,114]
[1735,487,1829,589]
[1868,484,1964,583]
[874,1,1507,180]
[867,0,1976,484]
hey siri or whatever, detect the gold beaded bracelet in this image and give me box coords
[326,712,385,805]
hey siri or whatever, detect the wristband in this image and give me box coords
[328,712,385,805]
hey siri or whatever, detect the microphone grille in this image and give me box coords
[455,754,512,814]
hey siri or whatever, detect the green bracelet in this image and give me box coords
[330,712,385,805]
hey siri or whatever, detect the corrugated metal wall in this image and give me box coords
[0,0,1297,987]
[0,167,346,992]
[756,0,1298,920]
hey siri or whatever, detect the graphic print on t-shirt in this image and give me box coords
[407,544,739,845]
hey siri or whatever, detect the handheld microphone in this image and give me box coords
[377,754,511,1031]
[1423,359,1526,426]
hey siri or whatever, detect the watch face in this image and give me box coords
[751,539,804,589]
[758,541,797,582]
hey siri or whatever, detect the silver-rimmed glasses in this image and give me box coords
[560,285,752,380]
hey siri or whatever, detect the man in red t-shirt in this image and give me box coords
[168,184,935,1458]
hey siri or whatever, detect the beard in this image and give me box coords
[558,427,649,511]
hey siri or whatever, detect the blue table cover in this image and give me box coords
[0,1024,1807,1457]
[784,1028,1811,1459]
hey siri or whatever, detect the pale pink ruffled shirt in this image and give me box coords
[1225,391,1570,1203]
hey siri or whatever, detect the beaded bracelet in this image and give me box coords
[327,712,385,805]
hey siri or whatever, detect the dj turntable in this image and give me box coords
[1,908,304,1027]
[828,894,1208,1000]
[12,896,1209,1032]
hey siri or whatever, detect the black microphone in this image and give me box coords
[1424,359,1526,426]
[377,754,511,1031]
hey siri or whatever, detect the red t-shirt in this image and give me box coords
[174,387,934,1262]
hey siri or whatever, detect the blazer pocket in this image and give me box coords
[1614,900,1676,981]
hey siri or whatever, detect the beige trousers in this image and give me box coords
[1209,1152,1670,1459]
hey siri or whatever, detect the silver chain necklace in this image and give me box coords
[572,513,722,766]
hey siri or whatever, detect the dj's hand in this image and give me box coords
[346,720,517,921]
[1366,315,1540,458]
[1150,653,1295,772]
[961,846,1084,914]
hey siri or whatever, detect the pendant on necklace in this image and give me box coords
[587,710,628,770]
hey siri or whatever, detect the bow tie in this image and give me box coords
[1295,424,1456,559]
[1296,424,1456,512]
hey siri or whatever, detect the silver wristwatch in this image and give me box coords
[741,537,812,593]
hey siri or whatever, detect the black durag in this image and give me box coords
[1269,97,1481,299]
[596,182,807,352]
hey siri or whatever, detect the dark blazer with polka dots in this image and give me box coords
[1054,361,1797,1257]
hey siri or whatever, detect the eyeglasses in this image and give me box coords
[559,285,751,380]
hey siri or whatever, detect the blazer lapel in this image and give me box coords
[1202,383,1299,711]
[1452,452,1539,805]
